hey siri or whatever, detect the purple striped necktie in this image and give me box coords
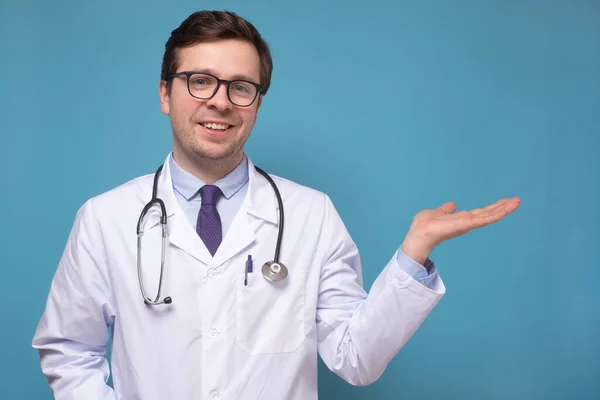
[196,185,223,256]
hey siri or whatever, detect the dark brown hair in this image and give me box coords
[161,10,273,94]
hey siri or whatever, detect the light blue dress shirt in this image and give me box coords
[168,153,438,287]
[169,152,249,238]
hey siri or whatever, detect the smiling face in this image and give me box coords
[159,39,263,179]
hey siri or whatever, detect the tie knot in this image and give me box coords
[200,185,223,206]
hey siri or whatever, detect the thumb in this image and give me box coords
[437,201,457,215]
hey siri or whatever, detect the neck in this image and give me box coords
[172,149,244,184]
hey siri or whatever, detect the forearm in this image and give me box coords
[318,251,445,386]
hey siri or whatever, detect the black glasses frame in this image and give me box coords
[166,71,264,107]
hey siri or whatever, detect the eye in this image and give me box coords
[189,74,217,89]
[231,82,252,93]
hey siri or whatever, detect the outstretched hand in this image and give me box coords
[401,197,521,265]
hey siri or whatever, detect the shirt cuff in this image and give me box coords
[395,247,439,288]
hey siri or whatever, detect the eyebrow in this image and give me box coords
[189,68,259,83]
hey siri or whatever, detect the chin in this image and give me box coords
[192,143,242,162]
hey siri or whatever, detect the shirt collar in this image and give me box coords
[168,152,249,201]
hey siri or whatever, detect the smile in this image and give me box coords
[200,122,232,131]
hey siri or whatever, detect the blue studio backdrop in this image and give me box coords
[2,1,599,399]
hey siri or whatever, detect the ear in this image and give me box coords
[159,80,170,115]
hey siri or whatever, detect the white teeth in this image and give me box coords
[203,122,229,130]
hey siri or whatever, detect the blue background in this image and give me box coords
[2,0,599,399]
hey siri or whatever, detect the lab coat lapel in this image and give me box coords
[211,158,279,267]
[153,156,213,265]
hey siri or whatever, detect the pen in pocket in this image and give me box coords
[244,255,253,286]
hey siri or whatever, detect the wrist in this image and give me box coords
[401,238,432,266]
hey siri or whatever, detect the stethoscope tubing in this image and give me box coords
[137,163,287,306]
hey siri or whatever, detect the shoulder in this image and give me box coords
[264,170,331,204]
[256,169,341,221]
[75,172,155,223]
[258,170,353,246]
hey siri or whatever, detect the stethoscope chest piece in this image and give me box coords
[262,261,288,282]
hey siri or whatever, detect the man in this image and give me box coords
[32,10,520,400]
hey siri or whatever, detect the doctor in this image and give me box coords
[32,9,520,400]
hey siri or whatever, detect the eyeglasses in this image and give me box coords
[166,71,264,107]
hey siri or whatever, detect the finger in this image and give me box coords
[439,201,506,224]
[476,197,521,217]
[471,198,512,216]
[463,211,507,230]
[448,197,520,234]
[437,201,457,215]
[493,197,521,214]
[470,199,520,226]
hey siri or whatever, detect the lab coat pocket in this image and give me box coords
[236,265,306,355]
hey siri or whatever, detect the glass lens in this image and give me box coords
[188,73,218,99]
[228,81,257,106]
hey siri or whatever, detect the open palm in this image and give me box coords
[402,197,521,264]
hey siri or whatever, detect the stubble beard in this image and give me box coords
[175,123,248,171]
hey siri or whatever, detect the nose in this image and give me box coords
[205,83,233,112]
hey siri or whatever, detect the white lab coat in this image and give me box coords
[32,154,445,400]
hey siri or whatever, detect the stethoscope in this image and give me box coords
[136,163,288,306]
